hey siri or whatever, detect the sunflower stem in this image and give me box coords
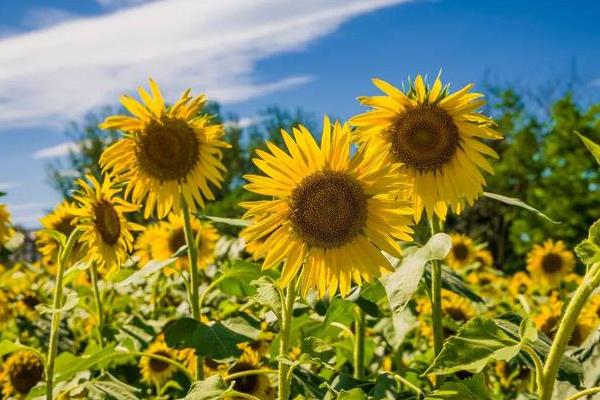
[89,261,105,347]
[46,229,81,400]
[428,217,444,388]
[278,274,298,400]
[180,193,204,381]
[566,386,600,400]
[353,306,366,380]
[539,262,600,400]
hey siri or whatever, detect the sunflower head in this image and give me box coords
[72,174,139,272]
[445,233,476,270]
[225,346,275,400]
[526,240,575,287]
[417,290,475,340]
[0,351,44,397]
[133,224,163,267]
[474,248,494,269]
[508,271,533,297]
[36,201,81,264]
[533,293,563,339]
[0,204,14,247]
[351,74,502,221]
[100,79,230,219]
[241,116,414,297]
[140,338,178,385]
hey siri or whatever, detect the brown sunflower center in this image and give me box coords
[54,215,75,237]
[93,200,121,246]
[452,243,469,261]
[290,170,367,249]
[9,356,44,394]
[22,294,40,309]
[135,117,199,182]
[541,253,563,273]
[149,350,171,372]
[445,307,468,322]
[387,104,460,171]
[168,227,187,254]
[230,362,260,393]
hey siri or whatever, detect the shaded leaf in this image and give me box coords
[250,276,282,320]
[300,337,335,364]
[197,214,251,227]
[36,292,79,315]
[483,191,560,224]
[423,265,483,303]
[337,388,369,400]
[426,374,492,400]
[184,375,231,400]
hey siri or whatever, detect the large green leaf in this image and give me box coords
[423,265,483,303]
[300,336,335,364]
[426,374,492,400]
[426,316,521,375]
[164,317,256,360]
[184,375,231,400]
[216,260,266,297]
[575,219,600,266]
[115,257,178,288]
[337,388,369,400]
[483,191,560,224]
[54,346,120,383]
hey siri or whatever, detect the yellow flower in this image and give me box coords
[445,233,477,270]
[533,293,563,339]
[474,248,494,269]
[526,240,575,287]
[224,346,275,400]
[133,224,163,267]
[152,213,219,273]
[0,290,12,323]
[580,295,600,335]
[100,79,229,219]
[178,348,219,378]
[495,360,530,389]
[72,175,139,271]
[0,204,14,247]
[139,338,178,386]
[508,272,533,297]
[350,75,502,221]
[241,117,414,297]
[14,291,41,321]
[466,270,500,292]
[0,351,44,398]
[36,201,80,264]
[417,290,475,340]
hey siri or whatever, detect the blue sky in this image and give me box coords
[0,0,599,227]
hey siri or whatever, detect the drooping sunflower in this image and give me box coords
[99,79,229,219]
[0,204,14,247]
[445,233,477,270]
[225,346,275,400]
[72,175,140,271]
[350,75,502,221]
[36,201,80,265]
[133,224,163,267]
[508,271,533,297]
[526,240,575,286]
[153,213,219,273]
[0,351,44,398]
[139,337,178,385]
[241,117,414,297]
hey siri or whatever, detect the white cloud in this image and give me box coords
[32,141,81,159]
[0,0,409,129]
[21,7,77,29]
[96,0,157,10]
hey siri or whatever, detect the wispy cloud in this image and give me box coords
[21,7,77,29]
[96,0,158,10]
[32,141,81,159]
[0,0,409,129]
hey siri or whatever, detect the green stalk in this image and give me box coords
[353,306,366,380]
[89,261,105,347]
[539,263,600,400]
[180,193,204,381]
[566,387,600,400]
[429,217,444,388]
[278,274,298,400]
[46,230,80,400]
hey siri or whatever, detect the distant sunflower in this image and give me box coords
[241,117,414,297]
[36,201,80,264]
[178,348,219,378]
[495,360,530,390]
[0,351,44,398]
[0,204,14,247]
[526,240,575,286]
[445,233,477,270]
[0,290,11,323]
[134,224,163,267]
[100,79,229,219]
[153,213,219,273]
[580,295,600,335]
[417,290,475,339]
[72,175,140,271]
[466,270,499,292]
[225,346,275,400]
[533,293,563,339]
[350,75,502,221]
[140,338,178,385]
[508,272,533,297]
[14,290,41,321]
[474,248,494,269]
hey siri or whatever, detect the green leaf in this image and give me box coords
[216,260,266,297]
[519,318,538,343]
[426,374,492,400]
[423,265,483,303]
[250,276,283,320]
[337,388,369,400]
[383,233,452,316]
[577,132,600,166]
[575,240,600,266]
[36,292,79,315]
[39,228,67,248]
[54,346,120,383]
[87,375,141,400]
[164,318,255,360]
[378,311,417,351]
[483,191,560,224]
[197,214,251,227]
[115,257,177,288]
[0,340,41,359]
[426,316,521,375]
[300,337,335,364]
[184,375,232,400]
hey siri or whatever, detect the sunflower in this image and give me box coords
[508,272,533,297]
[0,351,44,398]
[350,75,502,221]
[152,213,219,273]
[417,290,475,340]
[241,117,414,297]
[495,360,530,390]
[0,290,11,323]
[526,240,575,287]
[533,293,563,339]
[36,201,80,265]
[14,290,41,321]
[140,338,179,386]
[178,348,219,378]
[445,233,477,270]
[99,79,229,219]
[225,346,275,400]
[72,175,140,271]
[134,224,163,267]
[466,270,500,293]
[474,248,494,269]
[580,295,600,334]
[0,204,14,247]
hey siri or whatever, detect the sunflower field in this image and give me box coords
[2,74,600,400]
